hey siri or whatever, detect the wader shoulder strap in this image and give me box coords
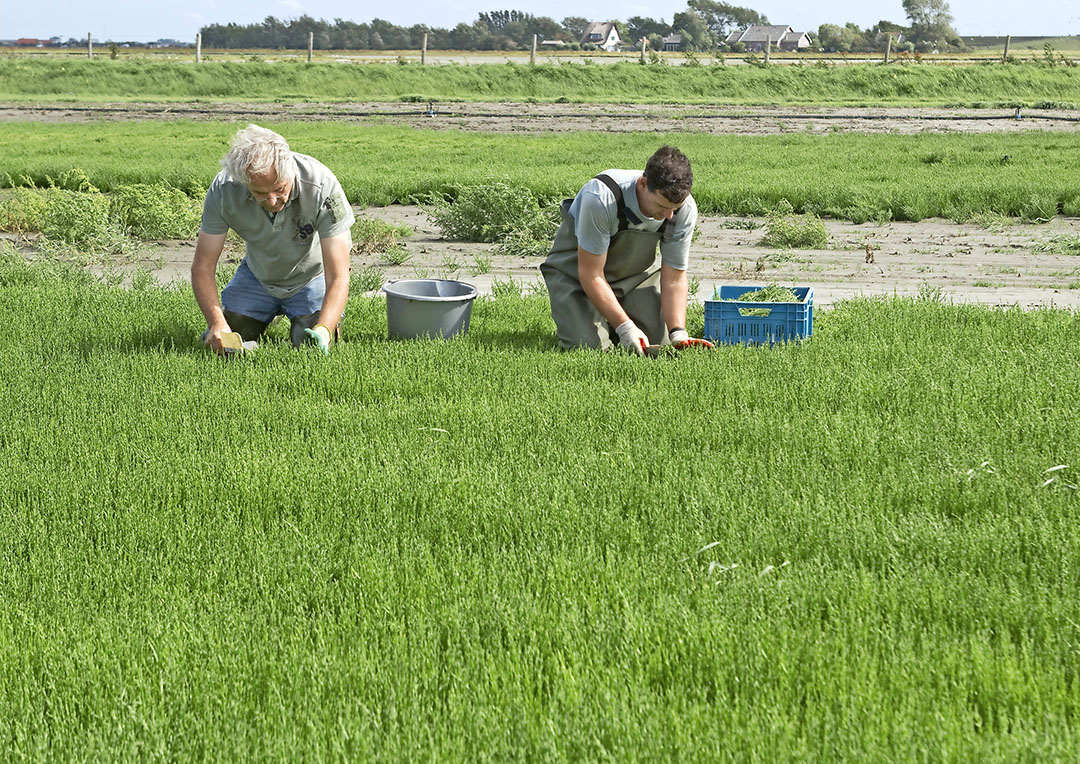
[593,174,669,236]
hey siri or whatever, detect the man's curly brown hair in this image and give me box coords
[643,146,693,204]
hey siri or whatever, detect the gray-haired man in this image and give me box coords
[192,124,354,355]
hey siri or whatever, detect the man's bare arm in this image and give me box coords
[316,232,352,333]
[191,231,228,352]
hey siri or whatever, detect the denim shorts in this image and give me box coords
[221,259,325,322]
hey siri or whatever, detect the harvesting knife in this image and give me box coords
[220,331,257,355]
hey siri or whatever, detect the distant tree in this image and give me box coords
[672,8,715,50]
[687,0,767,41]
[427,27,453,48]
[285,15,322,48]
[868,20,906,51]
[816,23,872,53]
[628,16,669,44]
[531,17,565,42]
[902,0,957,47]
[196,12,585,52]
[450,22,479,49]
[561,16,589,40]
[260,16,287,48]
[407,24,430,48]
[478,10,534,34]
[371,18,409,49]
[872,19,906,35]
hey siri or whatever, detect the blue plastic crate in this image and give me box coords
[704,285,813,346]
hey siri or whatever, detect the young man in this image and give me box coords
[540,146,712,355]
[192,124,354,356]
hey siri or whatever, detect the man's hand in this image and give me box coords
[615,319,648,356]
[304,324,332,356]
[202,320,233,355]
[669,328,714,350]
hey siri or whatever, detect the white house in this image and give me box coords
[581,22,621,51]
[725,25,811,52]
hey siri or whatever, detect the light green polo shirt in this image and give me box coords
[200,152,355,299]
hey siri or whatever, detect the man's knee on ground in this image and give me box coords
[223,310,270,342]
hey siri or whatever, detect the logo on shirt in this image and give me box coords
[296,221,315,241]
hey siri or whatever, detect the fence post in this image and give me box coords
[307,32,313,62]
[87,33,92,58]
[422,32,428,65]
[640,37,646,62]
[196,33,202,63]
[764,37,770,63]
[1002,35,1011,62]
[530,34,537,64]
[884,34,891,65]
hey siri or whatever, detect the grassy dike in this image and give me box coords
[1,250,1078,760]
[3,122,1080,222]
[2,58,1080,107]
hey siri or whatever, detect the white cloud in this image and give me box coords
[275,0,305,14]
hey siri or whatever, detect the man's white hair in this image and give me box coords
[221,124,296,185]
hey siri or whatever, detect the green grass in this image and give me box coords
[3,58,1080,106]
[3,122,1080,223]
[1033,234,1080,255]
[1,249,1080,760]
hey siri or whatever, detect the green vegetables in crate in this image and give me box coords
[715,283,801,316]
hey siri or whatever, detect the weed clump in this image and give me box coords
[494,227,552,259]
[40,190,119,246]
[1032,234,1080,255]
[0,183,49,233]
[0,171,202,260]
[759,200,829,249]
[109,184,202,239]
[352,217,412,263]
[427,181,557,256]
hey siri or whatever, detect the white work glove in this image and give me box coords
[303,324,332,356]
[669,328,714,350]
[615,319,648,356]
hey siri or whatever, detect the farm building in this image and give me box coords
[662,33,683,52]
[726,25,811,52]
[779,31,812,51]
[580,22,621,51]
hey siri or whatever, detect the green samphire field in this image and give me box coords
[1,57,1079,762]
[2,251,1079,761]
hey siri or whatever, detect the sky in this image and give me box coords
[4,0,1079,42]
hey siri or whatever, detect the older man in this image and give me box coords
[540,145,712,355]
[192,124,354,355]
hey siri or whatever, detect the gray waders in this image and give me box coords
[540,174,669,350]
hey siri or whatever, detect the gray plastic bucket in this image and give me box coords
[382,278,479,340]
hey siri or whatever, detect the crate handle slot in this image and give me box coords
[737,306,773,317]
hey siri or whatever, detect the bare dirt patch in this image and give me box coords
[355,206,1080,309]
[2,100,1078,135]
[12,204,1076,311]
